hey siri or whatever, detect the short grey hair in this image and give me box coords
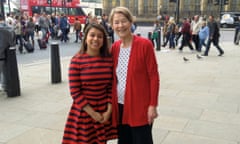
[108,6,134,27]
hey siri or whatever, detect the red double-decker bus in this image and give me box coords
[20,0,87,24]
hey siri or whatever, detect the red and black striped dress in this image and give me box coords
[62,53,117,144]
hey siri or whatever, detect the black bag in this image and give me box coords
[37,39,47,49]
[23,41,34,53]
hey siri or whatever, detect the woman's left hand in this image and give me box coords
[148,106,158,125]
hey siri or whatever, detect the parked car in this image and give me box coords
[220,12,240,28]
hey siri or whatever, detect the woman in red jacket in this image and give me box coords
[109,7,160,144]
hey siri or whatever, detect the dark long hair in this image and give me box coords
[79,23,111,57]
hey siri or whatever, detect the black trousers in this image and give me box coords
[204,37,224,55]
[192,34,199,51]
[118,104,153,144]
[179,33,194,51]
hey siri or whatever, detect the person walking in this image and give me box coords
[203,15,224,56]
[5,13,14,28]
[191,15,201,52]
[198,21,209,52]
[59,14,68,43]
[33,13,40,37]
[109,6,160,144]
[151,20,161,47]
[73,17,82,43]
[162,18,176,49]
[162,20,168,46]
[62,23,117,144]
[168,18,176,49]
[26,17,35,48]
[234,16,240,45]
[38,12,50,42]
[178,18,194,52]
[101,14,114,43]
[14,15,23,53]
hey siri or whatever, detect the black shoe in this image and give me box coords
[202,54,208,56]
[218,52,224,56]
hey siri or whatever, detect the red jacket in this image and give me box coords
[181,21,191,34]
[111,35,160,127]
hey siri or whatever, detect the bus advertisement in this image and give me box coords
[20,0,87,24]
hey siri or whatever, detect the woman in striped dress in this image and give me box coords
[62,23,117,144]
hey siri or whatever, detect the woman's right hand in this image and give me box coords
[90,111,104,122]
[83,105,104,122]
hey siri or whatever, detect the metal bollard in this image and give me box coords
[5,47,21,97]
[156,30,161,51]
[51,42,61,84]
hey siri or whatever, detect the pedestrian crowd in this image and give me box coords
[1,9,139,55]
[4,12,73,53]
[153,13,225,57]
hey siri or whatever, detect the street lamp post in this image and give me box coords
[176,0,180,24]
[50,0,52,14]
[62,0,66,13]
[219,0,223,20]
[64,0,66,13]
[1,0,5,20]
[8,0,10,13]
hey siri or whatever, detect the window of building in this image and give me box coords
[232,0,238,11]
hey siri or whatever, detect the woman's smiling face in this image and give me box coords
[86,27,104,55]
[112,13,132,38]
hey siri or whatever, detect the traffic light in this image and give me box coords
[213,0,219,5]
[224,0,229,5]
[47,0,51,4]
[169,0,176,3]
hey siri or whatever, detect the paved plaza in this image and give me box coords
[0,32,240,143]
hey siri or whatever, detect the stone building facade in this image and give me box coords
[102,0,240,22]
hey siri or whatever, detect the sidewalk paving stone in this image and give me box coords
[0,42,240,144]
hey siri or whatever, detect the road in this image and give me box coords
[16,26,236,65]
